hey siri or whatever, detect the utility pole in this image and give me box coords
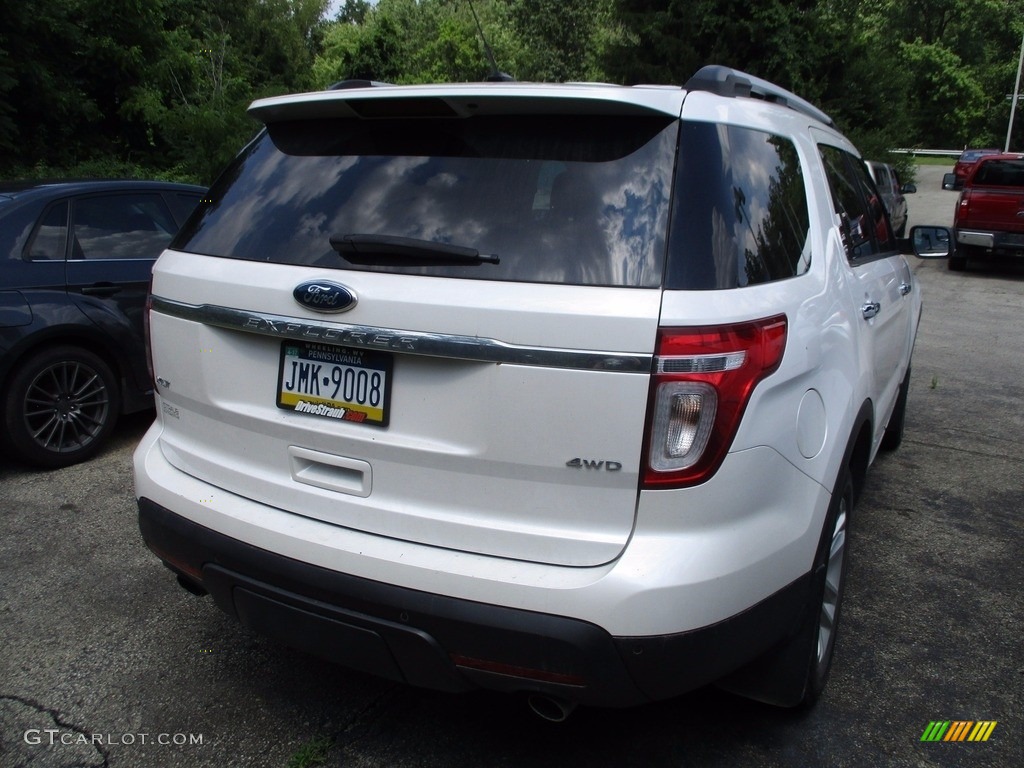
[1005,29,1024,152]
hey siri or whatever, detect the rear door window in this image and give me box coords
[175,114,678,288]
[72,194,178,260]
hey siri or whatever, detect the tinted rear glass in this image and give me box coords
[175,115,677,288]
[666,122,810,289]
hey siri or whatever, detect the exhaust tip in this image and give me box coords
[527,694,578,723]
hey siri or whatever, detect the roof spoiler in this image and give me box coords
[684,65,834,127]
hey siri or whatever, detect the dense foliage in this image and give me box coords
[3,0,1024,184]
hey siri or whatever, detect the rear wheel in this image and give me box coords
[949,244,977,271]
[804,468,851,700]
[717,464,852,707]
[2,346,121,468]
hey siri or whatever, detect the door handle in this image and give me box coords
[899,281,912,296]
[862,301,881,319]
[80,283,122,297]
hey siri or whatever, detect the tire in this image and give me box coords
[880,366,910,451]
[949,244,972,271]
[802,467,852,702]
[717,464,852,707]
[1,346,121,468]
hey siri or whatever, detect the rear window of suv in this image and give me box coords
[175,114,678,288]
[175,112,810,291]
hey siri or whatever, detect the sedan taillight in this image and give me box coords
[642,315,787,489]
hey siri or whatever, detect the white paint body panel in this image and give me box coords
[146,252,661,568]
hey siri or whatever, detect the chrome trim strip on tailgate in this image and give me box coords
[151,297,651,372]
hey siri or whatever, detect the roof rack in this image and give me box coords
[327,79,391,91]
[684,65,834,127]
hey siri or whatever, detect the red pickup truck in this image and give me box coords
[952,153,1024,270]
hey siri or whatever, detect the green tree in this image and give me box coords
[0,0,169,171]
[502,0,614,82]
[604,0,830,92]
[312,0,489,85]
[311,0,619,86]
[852,0,1024,148]
[898,41,987,147]
[1,0,330,182]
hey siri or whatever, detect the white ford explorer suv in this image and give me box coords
[134,66,940,718]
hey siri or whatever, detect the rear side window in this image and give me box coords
[27,202,69,260]
[72,194,178,260]
[666,122,810,289]
[820,145,895,260]
[176,115,678,288]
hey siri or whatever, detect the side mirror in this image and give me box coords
[903,225,952,258]
[942,172,957,190]
[901,182,917,194]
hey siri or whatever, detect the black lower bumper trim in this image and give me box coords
[138,497,809,707]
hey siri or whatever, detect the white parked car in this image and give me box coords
[867,160,916,238]
[134,66,945,719]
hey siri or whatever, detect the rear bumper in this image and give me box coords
[139,497,810,707]
[956,228,1024,254]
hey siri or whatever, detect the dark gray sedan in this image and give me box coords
[0,180,204,467]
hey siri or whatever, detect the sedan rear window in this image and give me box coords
[175,115,677,288]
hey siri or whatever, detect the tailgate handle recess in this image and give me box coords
[289,446,372,497]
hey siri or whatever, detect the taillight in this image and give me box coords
[143,292,155,385]
[642,315,787,488]
[955,189,970,226]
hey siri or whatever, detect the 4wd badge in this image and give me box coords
[566,458,623,471]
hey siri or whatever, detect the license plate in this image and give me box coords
[277,341,392,426]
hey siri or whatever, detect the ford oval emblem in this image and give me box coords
[293,281,357,313]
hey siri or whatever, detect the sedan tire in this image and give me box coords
[2,346,121,468]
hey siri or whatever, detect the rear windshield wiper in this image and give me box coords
[330,234,500,265]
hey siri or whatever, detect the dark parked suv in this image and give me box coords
[1,180,204,467]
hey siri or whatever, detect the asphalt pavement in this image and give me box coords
[1,164,1021,768]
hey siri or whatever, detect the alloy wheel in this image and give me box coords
[22,359,111,454]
